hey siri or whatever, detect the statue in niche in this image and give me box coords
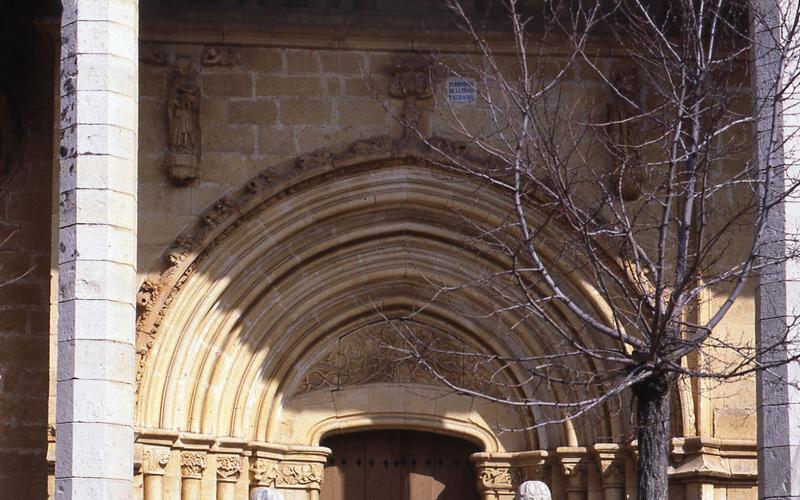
[516,480,551,500]
[165,56,200,186]
[605,68,644,201]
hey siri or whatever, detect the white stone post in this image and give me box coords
[56,0,138,498]
[753,0,800,498]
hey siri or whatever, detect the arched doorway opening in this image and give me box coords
[319,430,481,500]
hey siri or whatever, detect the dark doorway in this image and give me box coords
[319,430,481,500]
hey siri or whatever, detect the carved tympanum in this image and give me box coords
[297,321,509,397]
[165,56,201,185]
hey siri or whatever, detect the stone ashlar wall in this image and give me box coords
[0,12,56,499]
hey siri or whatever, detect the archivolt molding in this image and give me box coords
[134,135,653,450]
[135,135,626,401]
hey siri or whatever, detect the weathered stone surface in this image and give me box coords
[56,1,139,497]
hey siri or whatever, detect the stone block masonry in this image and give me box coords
[56,0,139,498]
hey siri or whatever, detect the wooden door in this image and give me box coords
[319,430,480,500]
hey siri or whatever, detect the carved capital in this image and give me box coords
[180,451,208,479]
[142,447,171,476]
[560,461,588,491]
[477,466,522,491]
[216,454,242,482]
[250,458,278,486]
[594,447,626,487]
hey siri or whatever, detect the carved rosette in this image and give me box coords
[180,451,208,479]
[142,447,171,476]
[216,454,243,482]
[477,466,522,491]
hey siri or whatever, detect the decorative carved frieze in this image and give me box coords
[165,55,201,186]
[142,447,171,476]
[250,459,323,488]
[202,46,242,66]
[216,454,242,482]
[180,451,208,479]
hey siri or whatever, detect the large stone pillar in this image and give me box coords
[753,0,800,498]
[56,0,138,498]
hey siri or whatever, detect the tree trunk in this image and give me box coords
[633,373,672,500]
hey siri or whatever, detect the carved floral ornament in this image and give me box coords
[180,451,208,479]
[216,454,243,481]
[133,135,481,398]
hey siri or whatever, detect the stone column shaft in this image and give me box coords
[142,446,170,500]
[753,0,800,498]
[180,451,207,499]
[56,0,139,498]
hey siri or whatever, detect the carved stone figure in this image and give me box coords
[202,46,242,66]
[388,55,436,144]
[165,56,201,185]
[516,480,552,500]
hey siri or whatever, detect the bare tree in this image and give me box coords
[376,1,800,498]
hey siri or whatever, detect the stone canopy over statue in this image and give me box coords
[165,55,200,185]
